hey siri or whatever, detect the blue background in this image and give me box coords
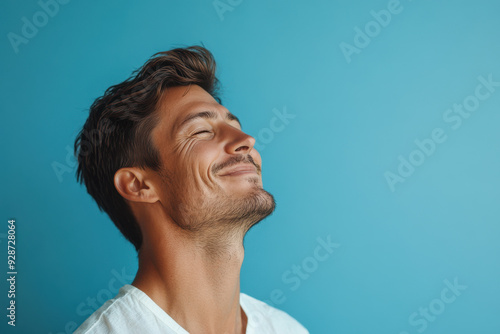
[1,0,500,333]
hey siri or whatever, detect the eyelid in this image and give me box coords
[188,119,241,136]
[193,129,211,135]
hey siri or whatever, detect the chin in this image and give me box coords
[246,187,276,218]
[225,175,264,193]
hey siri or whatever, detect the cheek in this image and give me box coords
[178,142,220,186]
[168,137,223,187]
[193,143,220,175]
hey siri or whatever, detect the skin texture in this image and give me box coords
[114,85,276,334]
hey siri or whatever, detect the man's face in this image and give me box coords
[150,85,275,234]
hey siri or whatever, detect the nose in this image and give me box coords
[223,125,256,155]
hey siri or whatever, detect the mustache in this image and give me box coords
[212,155,261,175]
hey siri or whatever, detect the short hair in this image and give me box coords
[74,46,221,251]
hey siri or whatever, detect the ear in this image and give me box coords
[114,167,159,204]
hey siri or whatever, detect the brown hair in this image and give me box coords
[74,46,221,251]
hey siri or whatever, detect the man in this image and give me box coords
[73,46,309,334]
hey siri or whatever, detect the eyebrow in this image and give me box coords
[176,110,241,132]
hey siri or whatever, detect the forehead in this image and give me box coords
[160,85,219,125]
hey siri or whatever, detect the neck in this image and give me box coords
[132,219,248,334]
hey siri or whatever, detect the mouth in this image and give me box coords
[221,170,258,177]
[219,164,258,177]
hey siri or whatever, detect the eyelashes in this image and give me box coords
[193,130,211,135]
[191,122,241,137]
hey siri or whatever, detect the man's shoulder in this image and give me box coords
[240,293,309,334]
[74,284,186,334]
[74,285,140,334]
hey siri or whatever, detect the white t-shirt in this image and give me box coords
[74,284,309,334]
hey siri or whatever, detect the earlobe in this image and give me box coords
[114,168,159,204]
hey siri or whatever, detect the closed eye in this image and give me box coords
[194,130,211,135]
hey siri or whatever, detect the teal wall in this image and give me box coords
[1,0,500,333]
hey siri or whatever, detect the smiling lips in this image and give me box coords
[219,164,258,177]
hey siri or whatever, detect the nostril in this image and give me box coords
[235,145,249,152]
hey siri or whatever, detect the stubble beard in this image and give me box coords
[172,177,276,254]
